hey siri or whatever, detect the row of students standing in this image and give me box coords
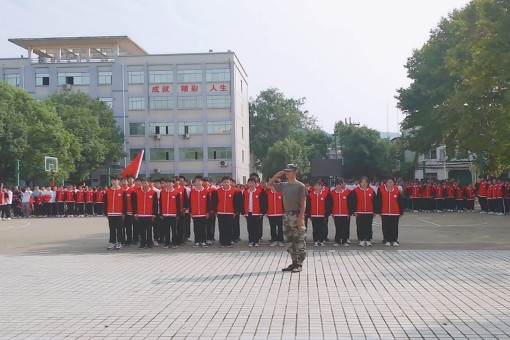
[405,181,477,212]
[475,178,509,215]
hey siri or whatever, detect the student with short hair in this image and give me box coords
[188,176,211,247]
[242,177,267,247]
[329,179,353,247]
[104,177,125,250]
[349,177,376,247]
[266,184,285,247]
[132,178,158,249]
[159,179,181,248]
[375,178,404,246]
[212,176,242,248]
[306,181,331,247]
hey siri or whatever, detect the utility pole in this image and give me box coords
[15,160,20,186]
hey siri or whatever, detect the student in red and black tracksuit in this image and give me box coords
[375,178,404,246]
[329,179,353,247]
[445,183,455,212]
[131,178,158,249]
[495,180,504,215]
[454,183,465,212]
[505,181,510,214]
[266,185,285,246]
[242,178,268,247]
[56,187,65,217]
[104,177,126,250]
[94,187,105,216]
[121,179,135,245]
[434,182,445,212]
[65,186,76,217]
[76,188,85,217]
[173,176,188,245]
[410,181,421,212]
[85,187,94,216]
[475,177,488,213]
[232,180,243,242]
[203,177,216,245]
[306,181,331,247]
[421,182,434,212]
[188,176,212,247]
[212,176,243,248]
[487,180,495,214]
[465,184,476,212]
[159,179,181,248]
[348,177,376,246]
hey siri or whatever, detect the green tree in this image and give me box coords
[249,88,317,168]
[46,91,125,183]
[397,0,510,174]
[0,83,78,184]
[261,138,310,180]
[299,129,334,161]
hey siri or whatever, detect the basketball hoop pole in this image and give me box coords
[16,160,20,187]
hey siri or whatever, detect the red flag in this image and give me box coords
[121,150,144,178]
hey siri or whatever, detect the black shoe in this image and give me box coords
[292,265,303,273]
[282,263,297,272]
[138,246,144,249]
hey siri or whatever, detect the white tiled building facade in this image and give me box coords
[1,36,250,184]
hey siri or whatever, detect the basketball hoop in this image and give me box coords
[44,156,59,173]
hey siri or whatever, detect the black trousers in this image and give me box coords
[13,202,22,217]
[479,197,487,212]
[138,217,153,247]
[488,198,494,212]
[132,215,140,243]
[435,199,444,211]
[311,217,326,243]
[446,198,455,210]
[411,198,420,211]
[184,213,191,239]
[356,214,373,241]
[206,214,216,241]
[123,214,133,244]
[76,203,85,216]
[43,203,51,216]
[85,203,94,216]
[66,202,75,216]
[496,198,504,213]
[153,217,163,243]
[333,216,350,244]
[233,214,241,241]
[193,217,207,244]
[246,215,262,244]
[176,216,185,244]
[1,205,11,218]
[57,202,65,216]
[94,203,104,216]
[505,198,510,213]
[381,215,399,243]
[456,199,464,211]
[268,216,284,242]
[108,216,123,244]
[466,199,475,211]
[161,216,178,246]
[218,214,234,246]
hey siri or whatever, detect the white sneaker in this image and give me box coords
[206,240,213,245]
[366,241,372,247]
[392,242,399,247]
[193,243,200,247]
[385,242,391,246]
[115,243,122,250]
[498,213,504,216]
[6,218,11,220]
[333,243,339,247]
[359,241,365,247]
[319,242,325,247]
[314,242,319,247]
[107,243,115,250]
[346,239,351,244]
[153,240,159,246]
[254,243,260,247]
[279,242,285,247]
[201,242,208,248]
[248,243,253,247]
[344,243,350,247]
[269,242,278,247]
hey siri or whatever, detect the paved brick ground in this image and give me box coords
[2,250,510,339]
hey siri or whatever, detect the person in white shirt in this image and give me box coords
[21,187,32,218]
[1,187,12,220]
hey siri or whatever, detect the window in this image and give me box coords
[150,148,174,161]
[57,72,90,85]
[208,147,232,160]
[128,97,145,110]
[178,96,202,109]
[129,123,145,136]
[206,69,230,82]
[129,148,145,161]
[242,150,245,163]
[179,148,203,161]
[207,96,231,109]
[149,97,173,110]
[179,122,203,135]
[36,73,50,86]
[4,74,20,87]
[177,69,202,83]
[99,97,113,108]
[128,71,144,84]
[207,121,231,134]
[241,126,244,139]
[240,79,243,92]
[149,70,172,83]
[430,148,437,160]
[98,71,112,85]
[149,123,173,135]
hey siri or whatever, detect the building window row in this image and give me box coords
[4,74,20,87]
[129,121,232,136]
[129,147,232,161]
[128,96,230,111]
[149,70,172,84]
[58,72,90,85]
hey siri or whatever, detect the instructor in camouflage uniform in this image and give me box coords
[267,164,307,273]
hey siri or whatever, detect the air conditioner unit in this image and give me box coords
[153,134,161,140]
[63,84,71,90]
[219,160,228,168]
[182,133,190,139]
[154,168,161,174]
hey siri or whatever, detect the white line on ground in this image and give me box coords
[418,219,441,227]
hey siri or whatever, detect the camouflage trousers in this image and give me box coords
[283,211,307,265]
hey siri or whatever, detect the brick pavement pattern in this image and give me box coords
[1,250,510,339]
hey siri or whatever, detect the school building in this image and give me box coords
[0,36,250,185]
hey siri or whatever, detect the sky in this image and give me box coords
[1,0,471,133]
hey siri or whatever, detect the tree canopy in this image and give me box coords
[396,0,510,174]
[261,138,310,180]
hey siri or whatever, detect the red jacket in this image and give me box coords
[56,190,65,202]
[350,187,375,214]
[434,185,444,199]
[94,190,104,203]
[242,188,267,216]
[330,188,352,216]
[465,187,475,200]
[495,184,503,199]
[85,190,95,203]
[477,181,488,197]
[454,186,464,200]
[105,187,125,216]
[123,186,136,215]
[306,189,330,217]
[132,188,158,217]
[410,185,421,198]
[266,189,284,216]
[212,186,241,215]
[76,191,85,203]
[189,188,210,217]
[445,186,455,198]
[159,189,181,217]
[487,185,494,199]
[376,186,403,215]
[65,190,75,202]
[421,185,433,198]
